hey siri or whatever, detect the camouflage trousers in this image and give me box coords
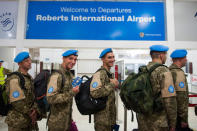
[48,126,70,131]
[138,126,168,131]
[8,125,39,131]
[95,124,113,131]
[137,115,169,131]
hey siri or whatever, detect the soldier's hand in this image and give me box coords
[110,78,119,87]
[72,86,79,94]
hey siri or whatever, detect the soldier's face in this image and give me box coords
[19,57,32,70]
[180,56,187,67]
[102,52,115,67]
[63,55,78,70]
[0,63,2,67]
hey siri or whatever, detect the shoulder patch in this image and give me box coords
[48,86,54,94]
[90,72,102,91]
[161,72,176,98]
[92,82,98,88]
[174,71,186,91]
[47,74,59,96]
[12,91,20,98]
[168,85,175,93]
[9,78,25,103]
[179,82,184,88]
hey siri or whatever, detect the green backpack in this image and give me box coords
[120,64,164,115]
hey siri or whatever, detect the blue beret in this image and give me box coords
[0,59,4,62]
[14,52,30,63]
[170,49,187,58]
[150,45,169,52]
[99,48,113,58]
[62,50,78,57]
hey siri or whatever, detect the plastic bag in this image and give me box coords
[70,121,78,131]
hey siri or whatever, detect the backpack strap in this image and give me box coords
[148,64,167,74]
[96,68,113,79]
[89,114,91,123]
[7,72,26,91]
[169,66,183,72]
[81,75,91,83]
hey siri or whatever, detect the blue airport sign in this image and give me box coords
[26,1,166,40]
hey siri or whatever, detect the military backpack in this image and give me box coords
[120,64,165,115]
[75,69,112,116]
[34,70,50,114]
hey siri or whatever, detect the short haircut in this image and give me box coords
[150,51,165,59]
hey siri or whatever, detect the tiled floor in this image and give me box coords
[1,95,197,131]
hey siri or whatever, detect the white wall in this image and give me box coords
[0,47,14,71]
[188,50,197,75]
[174,1,197,41]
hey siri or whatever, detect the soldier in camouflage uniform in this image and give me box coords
[90,48,119,131]
[46,50,79,131]
[5,52,41,131]
[137,45,177,131]
[169,49,189,130]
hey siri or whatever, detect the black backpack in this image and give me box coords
[34,70,50,113]
[75,69,112,115]
[34,70,50,99]
[0,72,25,116]
[0,85,9,116]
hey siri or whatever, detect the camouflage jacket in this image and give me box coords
[169,64,189,124]
[90,66,116,126]
[5,70,40,128]
[148,62,177,128]
[47,66,75,130]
